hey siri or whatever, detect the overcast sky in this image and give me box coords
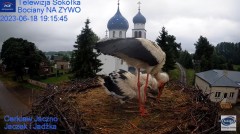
[0,0,239,53]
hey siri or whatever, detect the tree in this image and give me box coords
[156,27,181,72]
[71,19,102,79]
[215,42,240,65]
[193,36,214,71]
[178,50,193,69]
[1,37,47,79]
[211,49,226,69]
[62,55,70,61]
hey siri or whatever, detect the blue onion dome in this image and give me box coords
[107,6,129,30]
[133,11,146,24]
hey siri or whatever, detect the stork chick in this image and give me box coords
[100,69,169,115]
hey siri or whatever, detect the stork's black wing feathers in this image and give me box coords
[103,69,130,99]
[103,76,125,96]
[117,69,128,80]
[95,38,159,66]
[103,69,161,102]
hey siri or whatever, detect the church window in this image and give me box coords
[119,31,122,38]
[134,31,138,38]
[139,31,142,37]
[113,31,115,38]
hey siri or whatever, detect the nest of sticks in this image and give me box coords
[21,78,221,134]
[22,77,101,134]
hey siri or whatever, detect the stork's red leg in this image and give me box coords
[137,68,142,112]
[139,73,149,116]
[136,69,147,116]
[144,73,149,102]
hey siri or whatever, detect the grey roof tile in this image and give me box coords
[196,70,240,87]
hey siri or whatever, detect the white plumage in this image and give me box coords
[101,69,169,111]
[95,38,168,116]
[101,69,158,103]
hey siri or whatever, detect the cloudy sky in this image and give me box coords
[0,0,239,53]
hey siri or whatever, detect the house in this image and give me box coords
[53,55,63,62]
[55,61,70,70]
[50,55,70,70]
[195,70,240,104]
[39,62,52,74]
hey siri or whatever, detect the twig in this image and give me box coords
[50,97,75,134]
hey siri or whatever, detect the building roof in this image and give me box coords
[107,4,129,30]
[54,56,63,61]
[196,70,240,87]
[133,11,146,24]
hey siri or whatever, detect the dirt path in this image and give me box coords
[0,81,30,116]
[176,62,187,84]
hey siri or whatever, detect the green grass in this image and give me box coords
[233,64,240,71]
[52,68,68,74]
[0,71,72,90]
[40,73,72,84]
[186,69,195,86]
[22,83,43,90]
[168,65,181,81]
[169,65,195,86]
[0,72,43,90]
[0,72,21,88]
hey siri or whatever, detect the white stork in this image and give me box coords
[101,69,169,103]
[95,38,168,116]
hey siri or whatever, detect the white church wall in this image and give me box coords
[98,54,116,75]
[132,30,146,38]
[133,24,145,29]
[115,58,128,71]
[109,30,126,38]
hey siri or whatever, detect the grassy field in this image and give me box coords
[0,71,72,90]
[0,72,43,90]
[186,69,195,86]
[233,64,240,71]
[168,63,195,86]
[168,65,181,81]
[0,72,19,88]
[40,73,72,84]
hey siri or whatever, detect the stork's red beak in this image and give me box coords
[158,83,165,98]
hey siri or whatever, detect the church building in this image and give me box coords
[98,1,146,75]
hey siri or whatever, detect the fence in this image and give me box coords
[27,79,48,89]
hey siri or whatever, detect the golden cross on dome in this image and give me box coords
[138,1,141,11]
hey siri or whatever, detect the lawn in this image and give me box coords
[0,71,19,88]
[168,65,180,81]
[168,64,195,86]
[40,73,72,84]
[0,71,72,90]
[233,64,240,71]
[0,72,43,90]
[186,69,195,86]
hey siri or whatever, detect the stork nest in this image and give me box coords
[21,78,222,134]
[75,80,221,134]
